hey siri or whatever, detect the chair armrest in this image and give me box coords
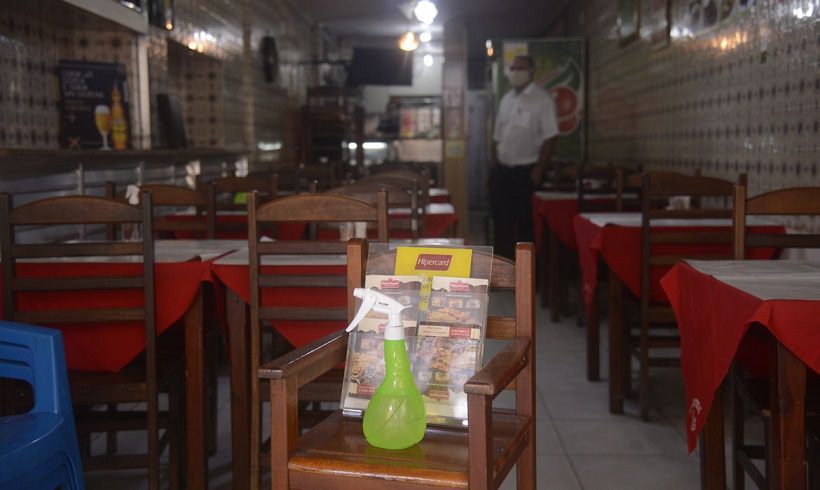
[258,329,348,389]
[463,337,530,398]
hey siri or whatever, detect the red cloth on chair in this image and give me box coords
[211,263,347,348]
[0,261,213,373]
[661,262,820,452]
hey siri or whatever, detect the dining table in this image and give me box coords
[429,187,450,203]
[530,191,626,317]
[0,238,244,490]
[571,212,781,391]
[661,260,820,489]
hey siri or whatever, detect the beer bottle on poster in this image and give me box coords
[111,84,129,150]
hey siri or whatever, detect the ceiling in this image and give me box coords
[296,0,568,58]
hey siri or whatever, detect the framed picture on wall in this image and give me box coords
[647,0,669,50]
[617,0,640,46]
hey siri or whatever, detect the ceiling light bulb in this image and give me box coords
[419,31,432,43]
[423,54,434,67]
[398,31,419,51]
[414,0,438,24]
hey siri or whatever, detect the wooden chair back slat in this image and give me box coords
[8,195,142,225]
[744,187,820,215]
[257,240,348,255]
[733,182,820,259]
[12,276,144,291]
[486,317,516,340]
[259,307,349,322]
[258,275,347,288]
[10,242,144,258]
[15,308,146,324]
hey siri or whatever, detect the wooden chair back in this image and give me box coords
[631,172,735,418]
[576,163,617,212]
[245,193,384,484]
[258,241,536,489]
[358,169,429,209]
[640,172,735,298]
[138,183,216,239]
[204,174,278,209]
[733,182,820,259]
[0,192,167,482]
[327,182,421,239]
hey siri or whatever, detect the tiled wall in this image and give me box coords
[0,0,141,148]
[562,0,819,231]
[0,0,319,155]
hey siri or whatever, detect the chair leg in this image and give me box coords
[516,424,537,490]
[730,367,746,490]
[169,376,185,490]
[207,329,219,457]
[148,393,160,490]
[639,318,650,420]
[106,403,118,455]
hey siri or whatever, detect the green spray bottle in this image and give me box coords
[346,288,427,449]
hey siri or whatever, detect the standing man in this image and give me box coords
[490,55,559,258]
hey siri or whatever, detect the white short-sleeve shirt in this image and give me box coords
[493,83,560,166]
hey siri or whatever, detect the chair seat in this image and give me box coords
[288,410,532,489]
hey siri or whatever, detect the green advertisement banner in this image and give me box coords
[492,38,585,163]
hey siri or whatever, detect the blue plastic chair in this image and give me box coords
[0,321,85,490]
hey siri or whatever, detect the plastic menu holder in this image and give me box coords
[341,243,493,427]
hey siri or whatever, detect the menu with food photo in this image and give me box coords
[341,244,493,425]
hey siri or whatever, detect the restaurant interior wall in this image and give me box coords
[0,0,143,149]
[0,0,320,159]
[562,0,818,233]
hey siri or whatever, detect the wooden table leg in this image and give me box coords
[549,230,562,323]
[699,386,726,490]
[227,288,250,490]
[769,342,807,490]
[586,283,600,381]
[184,288,208,489]
[608,270,625,414]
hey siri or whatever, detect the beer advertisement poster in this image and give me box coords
[57,60,131,150]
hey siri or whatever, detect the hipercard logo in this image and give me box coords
[415,254,452,271]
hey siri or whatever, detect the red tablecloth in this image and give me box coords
[661,262,820,451]
[211,263,347,348]
[573,215,781,313]
[531,194,622,250]
[430,195,449,204]
[0,261,213,372]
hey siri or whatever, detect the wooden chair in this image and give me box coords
[258,241,537,490]
[0,193,184,490]
[202,174,278,210]
[246,192,389,488]
[730,182,820,489]
[359,168,430,209]
[327,182,421,239]
[140,183,216,239]
[630,172,735,420]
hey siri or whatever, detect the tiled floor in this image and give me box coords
[85,291,707,489]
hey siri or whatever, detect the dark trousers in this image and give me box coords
[488,163,535,259]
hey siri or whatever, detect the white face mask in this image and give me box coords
[507,70,531,89]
